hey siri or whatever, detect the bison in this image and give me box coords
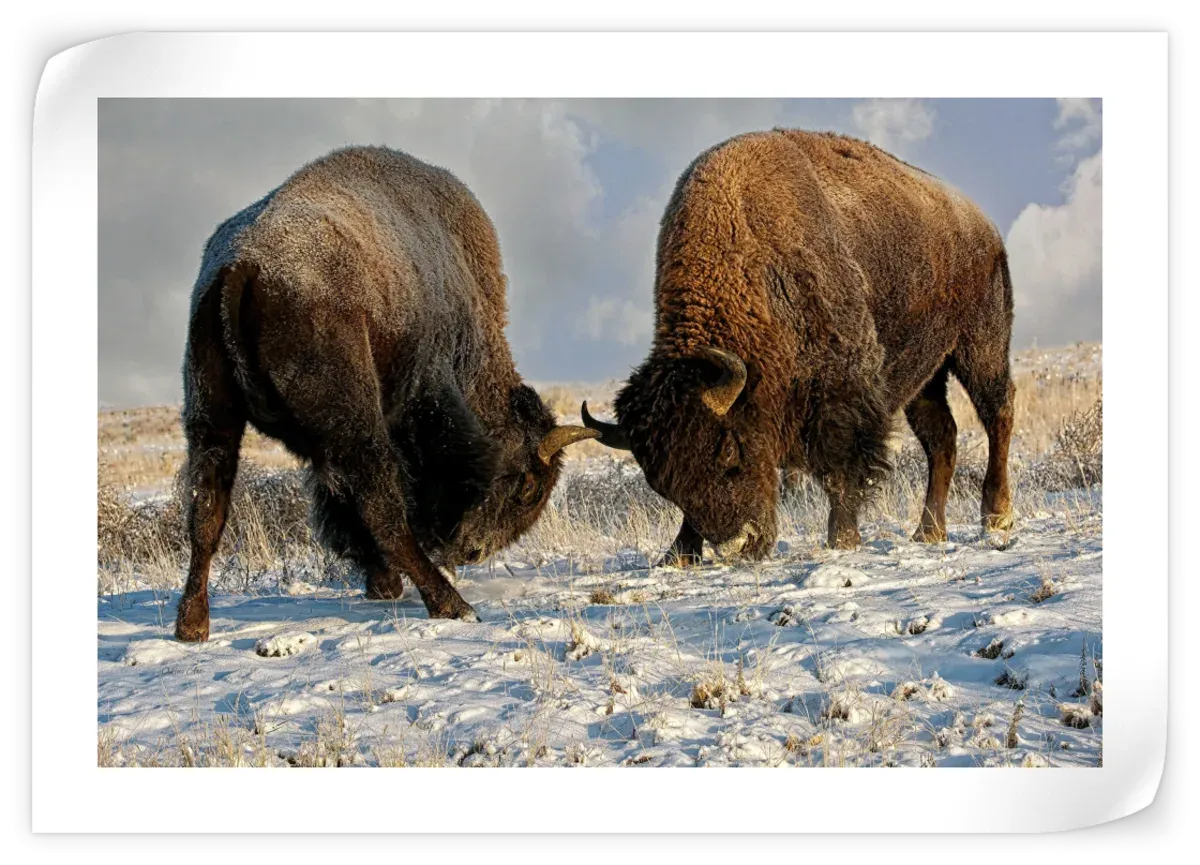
[582,129,1015,564]
[175,146,598,642]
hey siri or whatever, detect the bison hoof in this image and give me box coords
[174,596,210,643]
[982,511,1014,533]
[426,594,480,622]
[911,525,948,543]
[655,551,701,569]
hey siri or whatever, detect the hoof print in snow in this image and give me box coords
[974,637,1015,660]
[994,668,1029,690]
[820,695,864,724]
[255,631,316,658]
[769,606,802,627]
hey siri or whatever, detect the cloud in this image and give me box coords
[850,99,935,153]
[1053,97,1101,153]
[1006,150,1102,348]
[578,296,653,346]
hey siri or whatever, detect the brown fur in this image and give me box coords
[596,130,1015,560]
[175,146,596,641]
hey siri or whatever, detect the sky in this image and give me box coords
[98,98,1101,408]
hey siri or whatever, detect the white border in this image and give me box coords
[33,32,1166,833]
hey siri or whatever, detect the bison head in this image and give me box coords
[427,384,598,566]
[584,346,780,561]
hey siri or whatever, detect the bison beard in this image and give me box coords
[585,129,1016,562]
[174,146,598,642]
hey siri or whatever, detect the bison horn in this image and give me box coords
[537,425,601,465]
[697,346,747,416]
[581,401,632,451]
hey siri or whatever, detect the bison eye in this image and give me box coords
[517,472,540,505]
[717,432,741,470]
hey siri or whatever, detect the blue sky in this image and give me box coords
[98,98,1101,406]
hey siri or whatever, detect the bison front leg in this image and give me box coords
[330,437,478,622]
[823,476,863,550]
[656,518,703,567]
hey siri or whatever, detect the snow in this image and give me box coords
[254,631,317,658]
[97,486,1102,768]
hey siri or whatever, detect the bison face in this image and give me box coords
[585,347,779,561]
[433,384,598,566]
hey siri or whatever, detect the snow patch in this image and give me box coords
[254,631,316,657]
[801,564,870,588]
[123,639,190,667]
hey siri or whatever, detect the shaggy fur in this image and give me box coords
[589,130,1015,562]
[175,146,597,641]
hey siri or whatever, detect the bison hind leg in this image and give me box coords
[905,362,957,543]
[947,252,1017,537]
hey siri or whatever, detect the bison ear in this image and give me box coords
[695,346,748,416]
[391,382,499,545]
[508,383,554,428]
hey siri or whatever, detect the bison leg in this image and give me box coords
[905,364,957,543]
[251,290,479,621]
[176,425,244,642]
[952,341,1016,535]
[319,434,478,621]
[823,478,863,550]
[656,518,703,567]
[176,296,246,642]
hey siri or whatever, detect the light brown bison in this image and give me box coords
[583,129,1015,564]
[175,146,598,642]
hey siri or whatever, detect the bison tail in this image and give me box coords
[216,261,256,393]
[214,261,286,425]
[995,247,1015,318]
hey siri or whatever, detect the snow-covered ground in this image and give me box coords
[98,486,1102,768]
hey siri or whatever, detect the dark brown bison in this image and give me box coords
[582,130,1015,564]
[175,146,598,642]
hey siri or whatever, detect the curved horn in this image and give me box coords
[537,426,601,465]
[581,401,632,451]
[697,346,747,416]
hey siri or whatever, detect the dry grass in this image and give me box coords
[98,458,317,595]
[1029,574,1060,604]
[99,405,300,491]
[96,344,1101,589]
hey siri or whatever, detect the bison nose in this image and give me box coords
[715,522,759,560]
